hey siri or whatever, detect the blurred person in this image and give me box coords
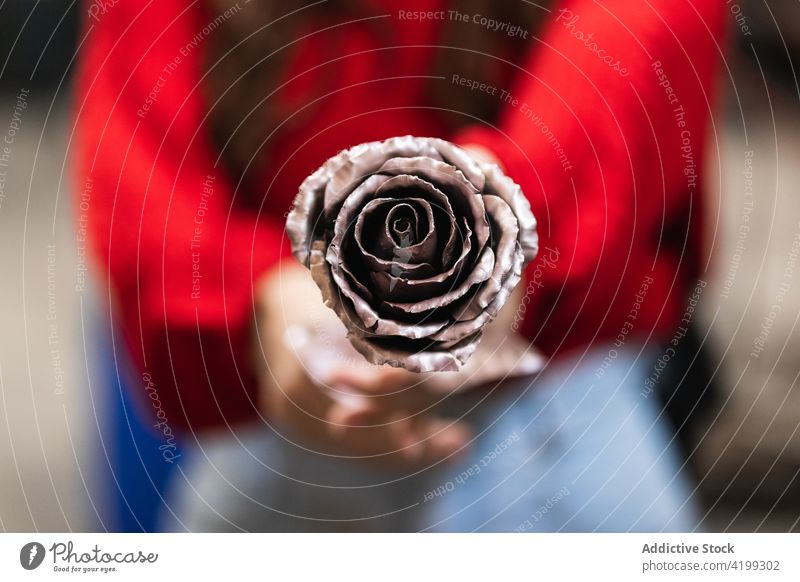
[74,0,725,531]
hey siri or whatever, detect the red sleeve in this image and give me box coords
[456,0,725,353]
[74,1,290,432]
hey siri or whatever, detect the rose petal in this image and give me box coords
[384,246,495,314]
[288,142,382,266]
[315,244,450,340]
[452,195,521,320]
[387,200,437,259]
[286,165,332,267]
[369,217,474,303]
[481,163,538,263]
[355,197,436,260]
[348,175,456,272]
[346,331,482,372]
[309,242,373,335]
[433,248,524,343]
[375,174,457,268]
[433,196,526,342]
[328,173,392,259]
[323,136,443,218]
[377,157,490,258]
[339,259,374,303]
[325,243,380,329]
[431,138,486,191]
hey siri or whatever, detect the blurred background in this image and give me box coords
[0,0,798,532]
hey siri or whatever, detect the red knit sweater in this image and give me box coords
[74,0,725,432]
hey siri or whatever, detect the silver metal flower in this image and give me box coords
[286,136,538,372]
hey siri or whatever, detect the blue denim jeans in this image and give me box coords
[160,344,700,532]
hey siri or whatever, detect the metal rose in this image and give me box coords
[286,136,538,372]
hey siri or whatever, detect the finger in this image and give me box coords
[327,365,420,394]
[327,397,419,431]
[325,408,419,461]
[386,414,472,465]
[388,413,425,462]
[325,396,375,436]
[324,405,443,464]
[417,418,472,465]
[386,411,462,463]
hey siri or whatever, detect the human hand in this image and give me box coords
[315,282,541,397]
[254,261,471,467]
